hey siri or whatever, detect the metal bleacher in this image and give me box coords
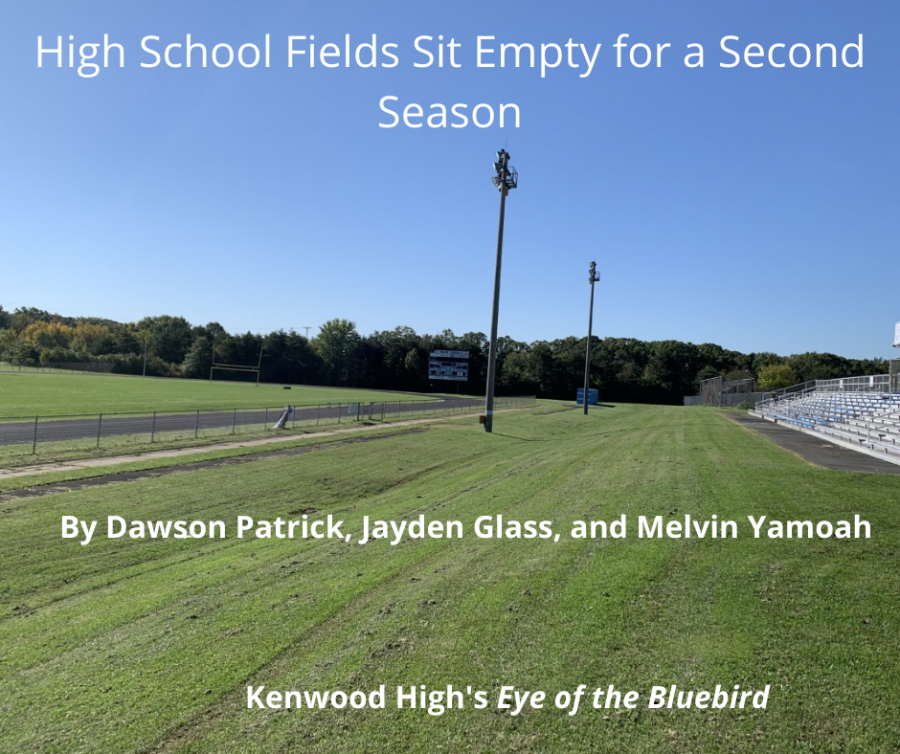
[753,373,900,465]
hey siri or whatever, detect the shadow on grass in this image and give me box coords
[490,432,553,442]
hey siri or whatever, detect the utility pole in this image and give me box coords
[484,149,518,433]
[583,261,600,415]
[303,327,312,338]
[256,346,264,386]
[140,331,150,377]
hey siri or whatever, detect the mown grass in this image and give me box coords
[0,420,434,494]
[0,371,435,418]
[1,404,897,753]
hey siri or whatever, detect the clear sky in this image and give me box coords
[1,1,897,360]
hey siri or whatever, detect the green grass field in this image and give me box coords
[2,404,898,752]
[0,371,435,418]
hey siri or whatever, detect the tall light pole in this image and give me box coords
[583,261,600,415]
[484,149,518,433]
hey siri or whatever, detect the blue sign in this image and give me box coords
[576,388,599,405]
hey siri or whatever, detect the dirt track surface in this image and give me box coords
[727,412,900,475]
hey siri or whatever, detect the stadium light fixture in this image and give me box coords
[484,148,517,433]
[583,261,600,415]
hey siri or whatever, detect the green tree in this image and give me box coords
[787,352,849,382]
[136,315,194,365]
[182,336,214,380]
[403,347,422,378]
[261,330,321,385]
[9,307,56,332]
[758,364,796,391]
[641,340,702,403]
[694,365,722,388]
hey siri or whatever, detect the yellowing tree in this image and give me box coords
[21,321,73,351]
[72,322,111,355]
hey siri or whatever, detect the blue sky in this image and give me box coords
[1,1,897,359]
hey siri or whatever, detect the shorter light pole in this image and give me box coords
[256,346,265,386]
[583,261,600,415]
[140,330,153,377]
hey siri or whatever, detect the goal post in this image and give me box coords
[209,363,261,384]
[209,343,266,385]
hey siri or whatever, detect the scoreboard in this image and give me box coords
[429,350,470,382]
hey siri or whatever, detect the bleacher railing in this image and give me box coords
[756,373,893,412]
[815,374,891,393]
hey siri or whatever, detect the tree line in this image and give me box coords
[0,305,889,404]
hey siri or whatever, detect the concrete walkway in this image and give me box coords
[727,412,900,475]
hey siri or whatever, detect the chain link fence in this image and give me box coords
[684,376,765,407]
[0,361,115,374]
[0,395,537,457]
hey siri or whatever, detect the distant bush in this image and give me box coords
[105,353,178,378]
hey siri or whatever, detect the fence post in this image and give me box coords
[96,413,103,448]
[316,405,321,427]
[264,407,269,430]
[338,404,341,424]
[232,409,237,435]
[195,409,200,438]
[32,415,38,455]
[151,411,156,443]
